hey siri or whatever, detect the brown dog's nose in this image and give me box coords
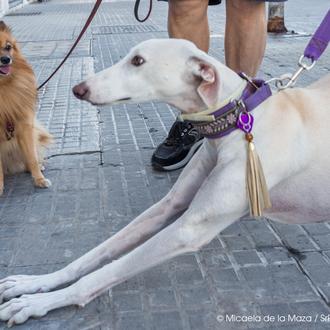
[0,56,11,65]
[72,82,90,100]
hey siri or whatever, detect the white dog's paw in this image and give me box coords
[0,294,48,327]
[34,177,52,188]
[0,275,54,304]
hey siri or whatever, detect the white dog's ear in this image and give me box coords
[188,56,219,107]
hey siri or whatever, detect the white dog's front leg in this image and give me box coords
[0,160,246,326]
[0,144,215,303]
[0,215,225,326]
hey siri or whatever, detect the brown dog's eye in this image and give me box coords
[131,55,145,67]
[4,44,12,51]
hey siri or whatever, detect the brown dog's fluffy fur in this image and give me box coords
[0,21,52,194]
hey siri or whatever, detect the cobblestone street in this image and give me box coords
[0,0,329,329]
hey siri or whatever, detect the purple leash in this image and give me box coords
[304,9,330,61]
[273,9,330,90]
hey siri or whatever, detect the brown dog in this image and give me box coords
[0,21,52,195]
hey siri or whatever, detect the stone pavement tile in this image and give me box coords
[302,223,330,236]
[209,267,243,291]
[112,278,142,295]
[200,250,231,268]
[259,247,294,264]
[146,288,177,310]
[112,291,143,313]
[141,265,172,290]
[221,235,255,251]
[20,39,91,59]
[242,219,282,249]
[271,222,319,252]
[179,284,213,307]
[33,58,100,156]
[4,1,92,42]
[46,153,101,171]
[150,311,184,330]
[301,264,330,287]
[241,266,318,303]
[299,251,330,267]
[232,250,264,267]
[216,290,260,327]
[115,311,146,330]
[186,309,222,330]
[312,235,330,250]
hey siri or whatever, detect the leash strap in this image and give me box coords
[134,0,153,22]
[266,9,330,90]
[37,0,103,90]
[304,9,330,61]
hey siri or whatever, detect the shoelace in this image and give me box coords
[165,122,193,146]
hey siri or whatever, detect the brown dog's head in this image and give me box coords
[0,21,17,77]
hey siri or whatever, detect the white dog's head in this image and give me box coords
[73,39,240,113]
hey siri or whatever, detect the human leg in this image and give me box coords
[225,0,267,76]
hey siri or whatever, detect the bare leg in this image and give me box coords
[0,161,247,326]
[225,0,266,76]
[16,123,51,188]
[168,0,210,52]
[0,144,215,301]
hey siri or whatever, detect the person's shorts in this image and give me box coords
[158,0,287,5]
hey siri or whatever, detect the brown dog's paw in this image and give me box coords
[34,177,52,188]
[0,185,3,196]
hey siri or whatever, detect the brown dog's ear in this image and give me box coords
[188,56,219,108]
[0,21,10,32]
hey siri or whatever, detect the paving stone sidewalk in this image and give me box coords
[0,0,330,329]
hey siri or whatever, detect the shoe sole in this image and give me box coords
[152,139,204,171]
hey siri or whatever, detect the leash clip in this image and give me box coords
[273,55,316,90]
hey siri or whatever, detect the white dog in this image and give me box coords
[0,39,329,326]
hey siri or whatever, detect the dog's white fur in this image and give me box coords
[0,39,329,326]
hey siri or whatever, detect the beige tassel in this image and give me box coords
[245,133,271,217]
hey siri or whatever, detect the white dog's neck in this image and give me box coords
[214,64,246,106]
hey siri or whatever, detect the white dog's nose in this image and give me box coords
[72,82,90,101]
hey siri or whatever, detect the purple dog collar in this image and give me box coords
[188,73,272,139]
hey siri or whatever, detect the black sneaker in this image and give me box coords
[151,121,203,171]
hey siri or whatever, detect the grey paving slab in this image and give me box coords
[0,0,330,329]
[33,57,100,156]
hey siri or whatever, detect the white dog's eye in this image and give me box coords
[131,55,145,67]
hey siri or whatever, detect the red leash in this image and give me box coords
[37,0,103,90]
[37,0,153,90]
